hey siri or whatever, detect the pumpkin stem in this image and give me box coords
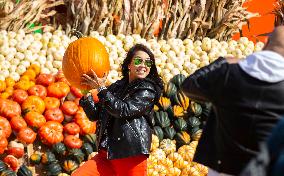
[69,29,84,38]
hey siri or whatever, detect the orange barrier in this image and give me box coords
[233,0,277,43]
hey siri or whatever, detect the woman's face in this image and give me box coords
[128,50,153,82]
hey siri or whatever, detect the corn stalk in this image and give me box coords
[274,0,284,26]
[0,0,64,33]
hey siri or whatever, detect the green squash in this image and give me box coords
[82,133,97,152]
[171,74,186,89]
[173,119,188,131]
[154,111,170,128]
[187,116,201,128]
[171,91,189,111]
[0,161,7,172]
[166,107,175,122]
[45,161,62,176]
[30,153,41,165]
[0,169,17,176]
[163,126,176,140]
[67,149,85,164]
[63,159,79,174]
[52,142,67,156]
[41,151,57,165]
[191,129,203,141]
[17,165,33,176]
[174,131,191,147]
[164,82,177,98]
[189,102,202,116]
[82,142,94,159]
[153,126,164,141]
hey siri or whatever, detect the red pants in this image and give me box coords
[72,150,147,176]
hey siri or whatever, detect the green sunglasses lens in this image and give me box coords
[145,60,153,67]
[134,58,142,65]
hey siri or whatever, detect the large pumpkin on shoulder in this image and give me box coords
[62,34,110,90]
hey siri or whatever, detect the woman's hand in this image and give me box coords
[81,69,108,89]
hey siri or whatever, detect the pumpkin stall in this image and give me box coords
[0,0,282,175]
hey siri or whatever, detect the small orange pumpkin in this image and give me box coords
[22,96,45,114]
[62,33,110,90]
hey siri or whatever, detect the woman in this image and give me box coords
[72,44,163,176]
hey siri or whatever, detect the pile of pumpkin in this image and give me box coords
[147,74,209,176]
[0,64,98,175]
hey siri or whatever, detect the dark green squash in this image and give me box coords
[166,107,175,122]
[191,129,203,141]
[174,131,191,147]
[45,161,62,176]
[0,169,17,176]
[82,133,97,152]
[17,164,33,176]
[189,102,202,116]
[171,91,189,110]
[52,142,67,156]
[67,148,85,164]
[153,126,164,141]
[163,126,176,140]
[30,153,41,165]
[187,116,201,128]
[171,74,186,89]
[154,111,170,128]
[41,151,57,165]
[0,161,7,172]
[82,142,94,159]
[63,159,79,174]
[173,119,188,131]
[163,82,177,98]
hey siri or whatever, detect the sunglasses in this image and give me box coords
[133,57,153,68]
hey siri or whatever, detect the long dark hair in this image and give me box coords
[121,44,164,100]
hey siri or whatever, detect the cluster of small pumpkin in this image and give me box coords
[147,74,210,176]
[0,64,98,175]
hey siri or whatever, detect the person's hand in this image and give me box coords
[81,69,108,89]
[225,56,241,64]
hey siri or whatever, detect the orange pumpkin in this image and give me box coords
[44,97,60,110]
[0,116,12,138]
[0,99,21,119]
[62,36,110,90]
[17,127,37,144]
[39,121,64,145]
[5,77,15,87]
[22,96,45,114]
[24,112,46,129]
[0,80,6,92]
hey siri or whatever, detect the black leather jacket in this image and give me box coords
[181,57,284,175]
[79,78,161,160]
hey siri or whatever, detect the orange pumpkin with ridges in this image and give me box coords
[62,36,110,90]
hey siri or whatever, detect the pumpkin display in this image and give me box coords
[163,126,176,140]
[173,105,185,118]
[153,126,164,141]
[44,161,62,176]
[52,142,67,156]
[44,97,60,110]
[9,116,27,132]
[64,123,80,135]
[39,121,64,145]
[62,36,110,90]
[174,131,191,147]
[0,99,21,119]
[159,139,176,155]
[21,96,45,114]
[24,112,46,129]
[154,111,170,128]
[0,137,8,154]
[44,108,64,123]
[81,142,94,158]
[158,97,171,111]
[63,135,82,149]
[30,153,42,165]
[172,91,189,111]
[189,102,203,116]
[167,167,181,176]
[3,155,19,171]
[11,89,28,104]
[173,119,188,131]
[60,101,78,116]
[63,159,79,174]
[17,164,33,176]
[36,74,55,87]
[0,169,17,176]
[150,135,159,151]
[17,127,37,144]
[0,161,7,172]
[47,82,70,99]
[163,82,177,98]
[27,85,47,99]
[0,116,12,138]
[7,141,24,158]
[67,148,85,163]
[171,74,186,89]
[192,129,203,141]
[41,151,57,165]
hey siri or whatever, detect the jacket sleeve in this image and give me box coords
[97,83,156,119]
[181,57,228,102]
[79,95,99,121]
